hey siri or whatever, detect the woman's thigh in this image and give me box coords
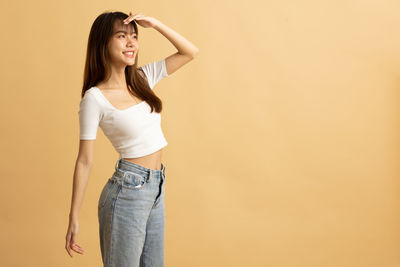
[97,161,166,267]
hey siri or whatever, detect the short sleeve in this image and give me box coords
[78,91,102,140]
[139,58,168,89]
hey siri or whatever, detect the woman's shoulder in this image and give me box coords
[84,86,98,96]
[80,87,104,108]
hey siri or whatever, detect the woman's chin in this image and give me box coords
[127,61,136,66]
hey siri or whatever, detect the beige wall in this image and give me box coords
[1,0,399,266]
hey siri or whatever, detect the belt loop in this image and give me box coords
[115,155,121,171]
[115,156,124,186]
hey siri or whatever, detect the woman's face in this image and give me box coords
[107,20,139,67]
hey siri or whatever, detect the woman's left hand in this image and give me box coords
[123,11,159,28]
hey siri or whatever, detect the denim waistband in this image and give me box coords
[114,157,166,179]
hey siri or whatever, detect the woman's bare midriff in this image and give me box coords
[123,148,163,170]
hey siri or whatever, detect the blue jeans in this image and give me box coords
[98,157,166,267]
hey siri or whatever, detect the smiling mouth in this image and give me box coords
[123,51,135,58]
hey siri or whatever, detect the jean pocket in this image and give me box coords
[98,178,117,209]
[121,172,147,190]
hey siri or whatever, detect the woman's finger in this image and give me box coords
[71,244,84,254]
[132,15,145,22]
[72,246,84,254]
[71,243,83,250]
[74,244,85,252]
[124,12,140,22]
[65,233,73,257]
[65,241,73,257]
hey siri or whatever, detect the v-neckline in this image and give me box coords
[93,86,145,111]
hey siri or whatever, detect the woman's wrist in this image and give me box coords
[69,212,79,221]
[153,19,163,31]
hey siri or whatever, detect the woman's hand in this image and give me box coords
[65,218,85,257]
[123,11,160,29]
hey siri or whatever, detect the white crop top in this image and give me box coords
[78,58,169,158]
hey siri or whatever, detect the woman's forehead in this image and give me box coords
[113,20,136,33]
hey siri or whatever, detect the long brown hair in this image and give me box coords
[81,11,163,113]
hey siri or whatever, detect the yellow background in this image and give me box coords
[1,0,399,266]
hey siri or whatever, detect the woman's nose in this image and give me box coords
[127,36,137,42]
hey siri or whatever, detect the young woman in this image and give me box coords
[65,11,199,266]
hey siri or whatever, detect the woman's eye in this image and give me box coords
[118,35,137,39]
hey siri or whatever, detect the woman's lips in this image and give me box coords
[123,51,135,58]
